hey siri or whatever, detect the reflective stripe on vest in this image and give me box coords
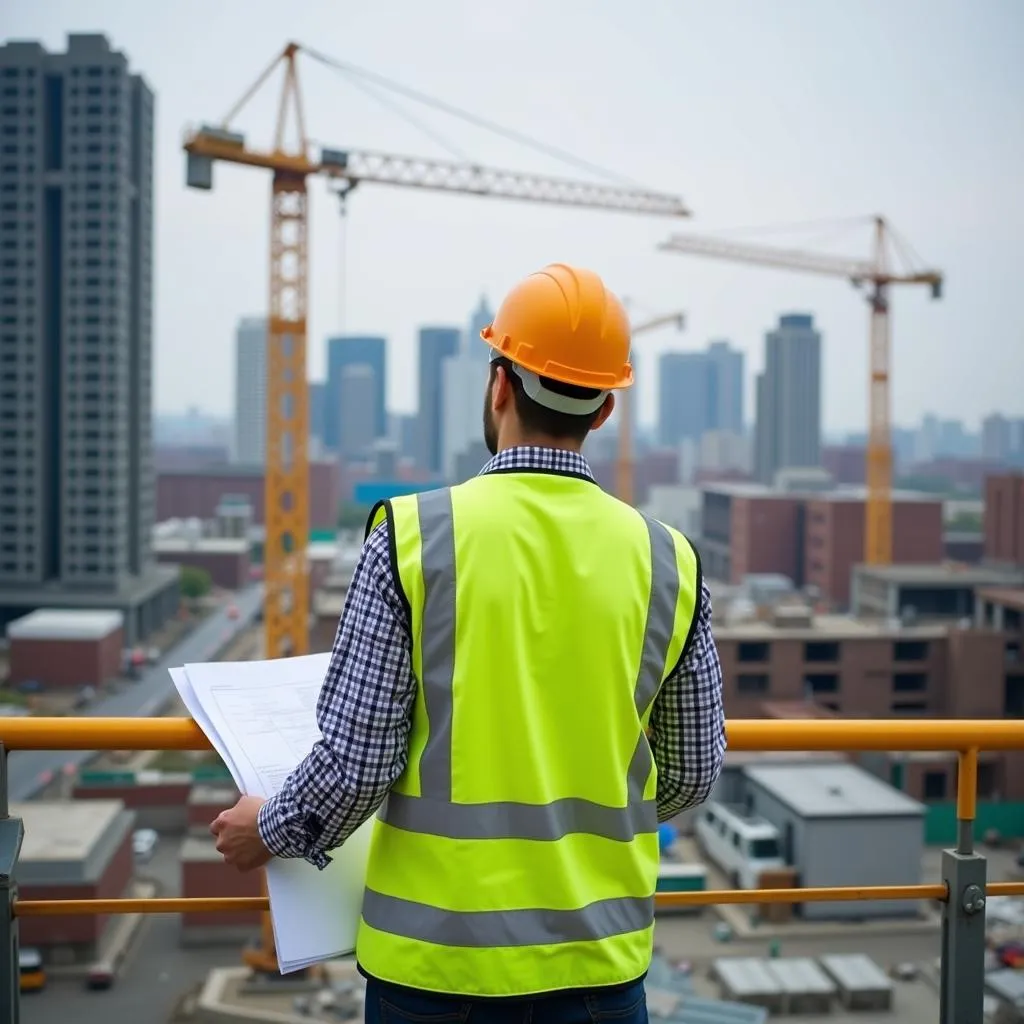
[361,484,682,948]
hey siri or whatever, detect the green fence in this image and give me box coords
[925,801,1024,845]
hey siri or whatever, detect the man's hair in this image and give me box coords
[491,356,606,444]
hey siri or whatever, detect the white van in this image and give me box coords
[695,801,785,889]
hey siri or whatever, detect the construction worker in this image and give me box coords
[212,264,726,1023]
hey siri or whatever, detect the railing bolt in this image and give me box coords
[961,885,986,915]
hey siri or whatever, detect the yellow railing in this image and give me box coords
[3,716,1024,918]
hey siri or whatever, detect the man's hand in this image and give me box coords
[211,795,272,872]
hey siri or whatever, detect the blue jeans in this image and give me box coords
[363,977,648,1023]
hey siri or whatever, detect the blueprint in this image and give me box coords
[171,653,374,973]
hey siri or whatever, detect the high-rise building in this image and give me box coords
[324,335,386,453]
[466,295,494,363]
[338,364,380,460]
[417,326,460,473]
[707,340,745,434]
[442,354,489,479]
[657,340,745,447]
[0,34,177,641]
[232,317,267,465]
[658,352,714,445]
[754,314,822,484]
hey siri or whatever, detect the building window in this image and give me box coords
[894,640,929,661]
[737,642,770,664]
[1005,676,1024,718]
[893,672,928,693]
[736,674,769,695]
[804,673,838,695]
[804,641,839,663]
[923,771,947,800]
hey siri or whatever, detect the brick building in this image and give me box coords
[154,537,251,590]
[7,609,124,688]
[697,484,944,608]
[986,472,1024,566]
[15,800,135,963]
[156,460,340,531]
[713,599,1024,803]
[804,495,944,610]
[180,786,261,946]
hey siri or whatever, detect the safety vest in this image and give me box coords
[356,469,701,997]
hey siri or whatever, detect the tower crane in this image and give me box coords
[615,312,686,506]
[185,41,689,665]
[658,217,942,565]
[184,40,689,976]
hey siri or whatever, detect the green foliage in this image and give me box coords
[338,502,371,530]
[947,511,983,532]
[179,565,213,600]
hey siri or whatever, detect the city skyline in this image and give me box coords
[6,3,1022,435]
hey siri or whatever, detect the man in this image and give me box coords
[212,263,726,1024]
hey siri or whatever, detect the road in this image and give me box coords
[20,839,244,1024]
[7,586,264,801]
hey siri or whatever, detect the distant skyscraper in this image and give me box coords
[707,340,745,434]
[657,340,745,447]
[466,295,494,363]
[417,326,460,472]
[442,355,489,479]
[233,317,267,465]
[338,364,379,460]
[324,335,386,453]
[754,314,822,484]
[0,34,175,639]
[658,352,714,445]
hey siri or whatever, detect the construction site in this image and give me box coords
[2,6,1023,1024]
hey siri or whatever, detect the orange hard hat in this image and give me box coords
[481,264,633,396]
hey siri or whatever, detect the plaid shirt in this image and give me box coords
[258,446,726,867]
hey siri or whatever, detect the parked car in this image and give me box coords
[85,963,114,991]
[19,948,45,993]
[132,828,158,862]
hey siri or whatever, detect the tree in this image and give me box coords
[180,565,213,601]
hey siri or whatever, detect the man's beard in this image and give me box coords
[482,381,498,456]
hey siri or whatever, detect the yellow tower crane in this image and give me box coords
[184,41,691,976]
[614,311,686,506]
[185,41,690,664]
[658,217,942,565]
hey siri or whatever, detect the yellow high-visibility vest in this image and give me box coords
[356,470,701,997]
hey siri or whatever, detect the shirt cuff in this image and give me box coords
[257,795,332,870]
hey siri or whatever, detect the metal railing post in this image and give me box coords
[0,743,24,1024]
[939,748,987,1024]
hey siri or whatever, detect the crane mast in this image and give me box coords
[658,218,942,565]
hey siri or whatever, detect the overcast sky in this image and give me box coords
[6,0,1023,432]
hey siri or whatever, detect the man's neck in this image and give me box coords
[497,435,583,456]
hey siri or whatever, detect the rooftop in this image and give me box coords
[154,537,250,556]
[743,762,925,819]
[703,482,940,504]
[7,607,124,642]
[714,613,946,641]
[15,799,125,863]
[180,835,226,862]
[854,563,1024,587]
[977,586,1024,613]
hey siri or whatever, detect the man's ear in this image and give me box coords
[590,393,616,432]
[492,365,513,411]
